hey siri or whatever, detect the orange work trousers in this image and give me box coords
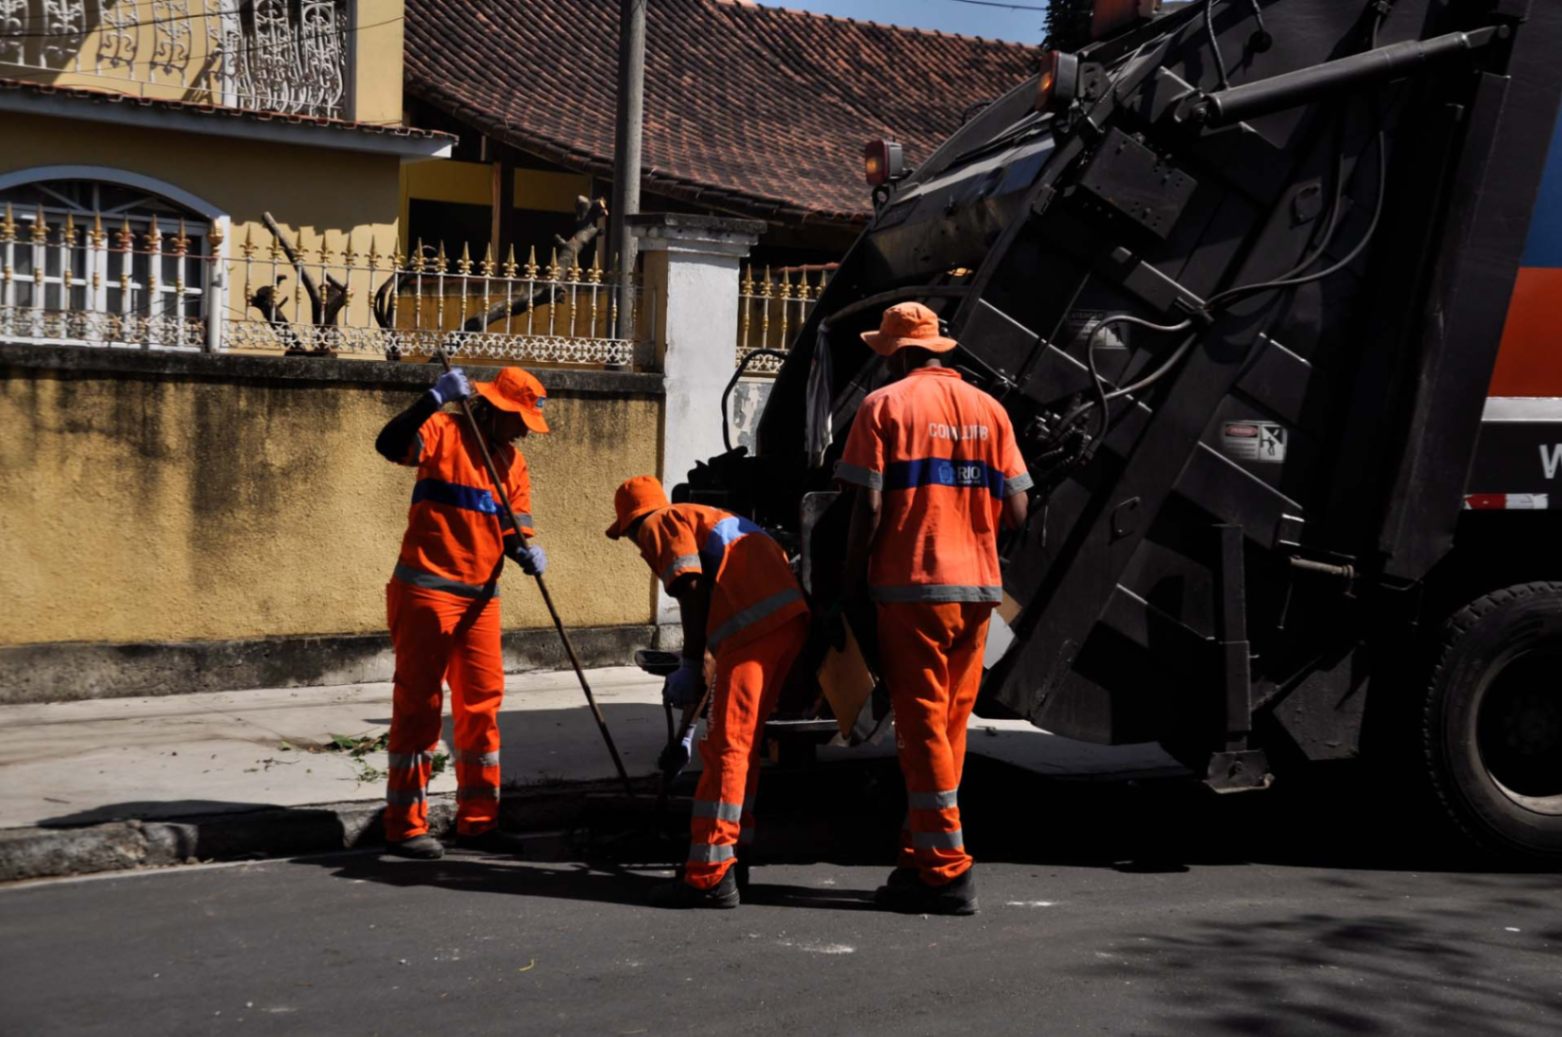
[877,600,993,885]
[684,611,810,890]
[384,579,505,842]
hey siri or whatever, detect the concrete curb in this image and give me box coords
[0,777,658,884]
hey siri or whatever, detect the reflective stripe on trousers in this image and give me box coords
[879,600,991,884]
[384,579,506,841]
[684,612,809,890]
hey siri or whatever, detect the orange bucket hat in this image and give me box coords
[606,474,670,539]
[473,367,550,434]
[860,301,957,356]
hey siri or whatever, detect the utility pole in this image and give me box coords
[611,0,646,339]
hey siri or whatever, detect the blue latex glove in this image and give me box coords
[430,367,471,405]
[509,543,546,576]
[663,658,703,709]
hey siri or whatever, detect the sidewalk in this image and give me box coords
[0,666,1183,882]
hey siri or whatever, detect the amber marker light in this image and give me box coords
[1037,50,1058,109]
[864,139,904,187]
[1036,49,1080,111]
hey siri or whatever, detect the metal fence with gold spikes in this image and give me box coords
[226,232,640,367]
[0,205,642,366]
[737,264,832,374]
[0,204,215,350]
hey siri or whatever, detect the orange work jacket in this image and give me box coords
[393,412,534,599]
[637,503,806,653]
[836,367,1031,603]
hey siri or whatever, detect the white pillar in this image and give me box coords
[630,214,764,625]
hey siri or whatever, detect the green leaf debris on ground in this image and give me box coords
[274,731,394,785]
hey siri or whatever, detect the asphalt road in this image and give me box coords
[3,761,1559,1036]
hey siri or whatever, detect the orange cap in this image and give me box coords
[606,474,670,539]
[473,367,550,434]
[860,301,957,356]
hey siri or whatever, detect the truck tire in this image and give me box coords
[1423,582,1562,863]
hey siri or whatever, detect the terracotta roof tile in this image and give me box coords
[405,0,1038,224]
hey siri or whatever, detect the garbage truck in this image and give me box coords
[680,0,1562,861]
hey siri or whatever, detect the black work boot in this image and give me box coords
[649,867,741,909]
[874,866,979,916]
[883,865,919,890]
[453,828,529,855]
[385,834,445,860]
[734,861,751,894]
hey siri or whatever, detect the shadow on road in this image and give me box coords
[293,849,882,913]
[1073,883,1562,1037]
[289,749,1548,915]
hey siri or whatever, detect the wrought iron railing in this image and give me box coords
[0,204,212,349]
[0,205,642,366]
[0,0,351,120]
[737,264,830,375]
[229,231,639,366]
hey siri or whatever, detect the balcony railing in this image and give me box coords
[0,0,350,119]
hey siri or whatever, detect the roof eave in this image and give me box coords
[0,88,454,161]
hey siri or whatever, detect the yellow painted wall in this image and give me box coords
[1,112,402,329]
[0,365,660,645]
[354,0,406,126]
[0,0,404,125]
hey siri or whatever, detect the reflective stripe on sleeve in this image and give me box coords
[871,584,1002,604]
[908,789,959,811]
[511,512,533,530]
[661,554,702,587]
[1006,471,1035,494]
[687,843,736,863]
[834,461,884,491]
[708,586,805,648]
[393,563,498,600]
[458,750,500,768]
[912,829,964,850]
[692,800,743,823]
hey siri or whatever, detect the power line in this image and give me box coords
[944,0,1050,11]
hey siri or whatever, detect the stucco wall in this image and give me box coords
[0,348,661,647]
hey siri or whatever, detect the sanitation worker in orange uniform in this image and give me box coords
[607,475,809,908]
[374,365,550,859]
[836,302,1031,915]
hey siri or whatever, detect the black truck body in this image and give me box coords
[687,0,1562,859]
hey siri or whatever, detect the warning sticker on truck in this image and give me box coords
[1222,421,1287,463]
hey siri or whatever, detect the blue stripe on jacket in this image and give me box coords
[411,478,500,515]
[700,515,766,572]
[883,458,1007,497]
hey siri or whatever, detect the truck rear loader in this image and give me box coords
[685,0,1562,861]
